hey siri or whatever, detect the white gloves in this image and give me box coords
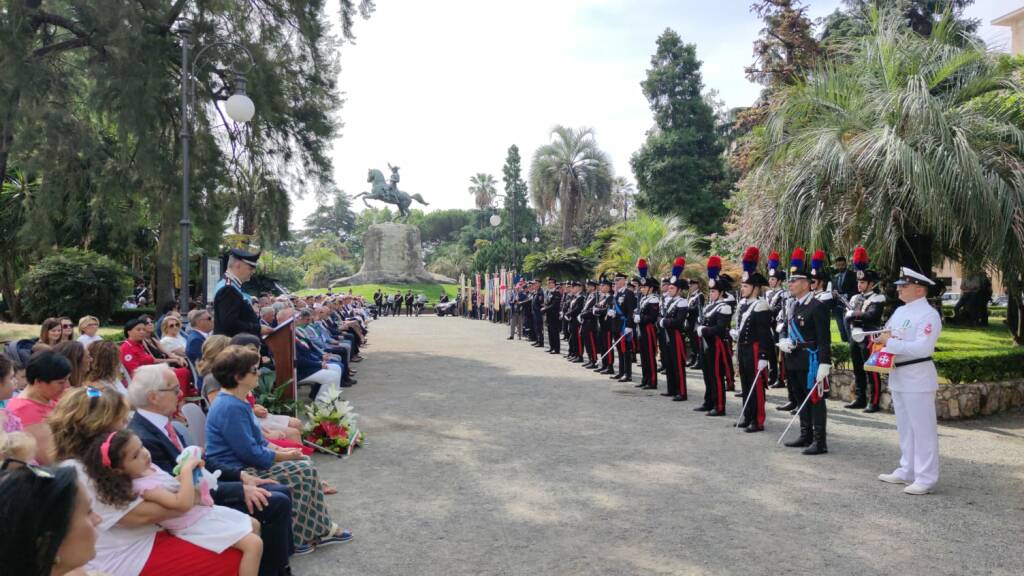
[658,319,665,328]
[697,326,706,337]
[758,359,769,371]
[778,338,794,354]
[844,310,853,320]
[624,327,633,336]
[816,363,831,381]
[633,314,640,324]
[729,328,739,340]
[606,309,616,318]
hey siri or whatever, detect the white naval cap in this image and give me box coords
[893,266,935,286]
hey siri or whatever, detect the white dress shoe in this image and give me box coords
[878,473,909,485]
[903,483,933,495]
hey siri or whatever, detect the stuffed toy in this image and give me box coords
[173,445,222,506]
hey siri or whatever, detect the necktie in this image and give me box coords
[164,421,183,451]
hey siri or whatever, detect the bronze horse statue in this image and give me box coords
[353,168,429,221]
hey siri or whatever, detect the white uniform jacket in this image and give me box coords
[881,297,942,393]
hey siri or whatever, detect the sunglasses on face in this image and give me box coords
[61,324,72,329]
[168,323,180,328]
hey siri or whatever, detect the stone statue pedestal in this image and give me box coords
[331,223,455,286]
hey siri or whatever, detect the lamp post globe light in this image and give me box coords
[177,21,255,320]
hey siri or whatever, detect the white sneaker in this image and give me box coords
[903,483,933,495]
[878,473,908,485]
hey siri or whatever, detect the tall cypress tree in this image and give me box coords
[631,29,726,234]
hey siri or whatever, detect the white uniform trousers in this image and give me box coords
[891,390,939,488]
[301,365,343,404]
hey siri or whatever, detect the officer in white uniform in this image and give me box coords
[876,267,942,495]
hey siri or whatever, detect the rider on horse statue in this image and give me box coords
[354,164,429,221]
[387,163,401,203]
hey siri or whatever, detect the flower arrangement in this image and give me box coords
[302,388,365,456]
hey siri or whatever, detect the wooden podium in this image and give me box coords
[262,318,298,400]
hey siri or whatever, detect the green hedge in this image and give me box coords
[935,349,1024,384]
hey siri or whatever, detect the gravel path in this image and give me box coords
[292,316,1024,576]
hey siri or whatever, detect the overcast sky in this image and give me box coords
[294,0,1020,224]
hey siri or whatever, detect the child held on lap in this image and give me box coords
[84,429,264,576]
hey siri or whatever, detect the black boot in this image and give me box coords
[863,404,880,413]
[693,404,711,412]
[784,418,813,448]
[672,395,687,401]
[844,399,867,409]
[802,430,828,455]
[776,401,797,412]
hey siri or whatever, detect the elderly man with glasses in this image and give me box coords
[127,365,298,574]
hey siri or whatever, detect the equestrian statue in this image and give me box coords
[353,165,429,221]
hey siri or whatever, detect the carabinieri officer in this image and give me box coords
[213,248,265,338]
[778,247,832,455]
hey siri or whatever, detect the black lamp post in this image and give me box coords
[177,21,255,320]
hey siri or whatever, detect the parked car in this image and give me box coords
[941,292,961,305]
[991,295,1009,307]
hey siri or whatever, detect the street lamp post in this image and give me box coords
[490,192,517,270]
[178,22,255,320]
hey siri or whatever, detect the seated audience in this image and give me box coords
[50,386,244,575]
[285,309,343,402]
[53,340,92,389]
[205,345,352,551]
[6,350,72,464]
[186,308,213,366]
[40,317,64,347]
[82,429,264,576]
[0,465,101,576]
[140,314,186,362]
[126,364,299,572]
[120,317,193,396]
[199,336,308,449]
[84,341,129,395]
[159,315,188,355]
[77,315,103,347]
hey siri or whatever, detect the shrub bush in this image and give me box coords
[935,349,1024,384]
[109,308,156,326]
[20,249,131,323]
[830,342,851,370]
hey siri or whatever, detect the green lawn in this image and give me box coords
[0,323,122,343]
[296,283,459,302]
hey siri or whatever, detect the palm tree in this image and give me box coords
[529,125,613,248]
[735,9,1024,285]
[610,176,636,221]
[468,173,498,209]
[596,212,701,279]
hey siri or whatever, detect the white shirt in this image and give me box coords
[77,333,104,347]
[137,408,175,443]
[61,460,154,576]
[882,296,942,392]
[159,334,187,354]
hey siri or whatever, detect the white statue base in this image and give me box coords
[330,223,455,286]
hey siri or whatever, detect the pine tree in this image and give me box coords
[746,1,820,88]
[630,29,726,234]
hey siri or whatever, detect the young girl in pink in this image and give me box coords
[84,429,263,576]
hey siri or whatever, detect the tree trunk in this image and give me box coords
[1,261,21,321]
[154,201,177,312]
[1007,276,1024,345]
[560,183,577,248]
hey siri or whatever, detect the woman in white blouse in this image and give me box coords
[76,316,103,347]
[158,315,188,356]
